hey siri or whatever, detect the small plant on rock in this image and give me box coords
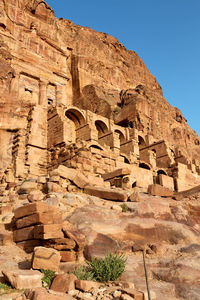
[0,282,13,295]
[121,203,129,212]
[74,252,127,283]
[40,269,56,288]
[1,216,6,222]
[74,266,95,281]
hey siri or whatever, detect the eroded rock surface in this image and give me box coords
[0,1,200,299]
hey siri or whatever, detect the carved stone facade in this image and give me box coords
[0,0,200,192]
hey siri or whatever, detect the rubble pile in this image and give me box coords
[12,203,85,262]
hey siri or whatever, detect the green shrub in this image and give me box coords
[0,282,13,295]
[74,252,127,283]
[40,269,56,288]
[74,266,95,281]
[121,203,129,212]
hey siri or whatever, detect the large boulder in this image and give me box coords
[51,273,77,293]
[26,287,75,300]
[148,184,174,197]
[17,181,38,195]
[32,247,61,272]
[84,186,128,202]
[2,269,43,289]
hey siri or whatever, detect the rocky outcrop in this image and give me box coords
[0,0,199,171]
[12,203,85,262]
[0,1,200,299]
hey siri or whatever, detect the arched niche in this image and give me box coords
[114,129,126,145]
[156,169,168,184]
[157,169,167,176]
[120,155,130,164]
[65,108,86,129]
[64,108,86,143]
[138,135,146,150]
[89,144,103,151]
[95,120,109,139]
[139,162,151,170]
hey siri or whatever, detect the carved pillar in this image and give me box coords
[39,80,47,107]
[10,71,20,96]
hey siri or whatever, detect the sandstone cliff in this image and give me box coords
[0,0,199,168]
[1,2,200,299]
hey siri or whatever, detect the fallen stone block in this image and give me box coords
[45,197,60,207]
[129,191,141,202]
[62,222,86,251]
[43,238,76,250]
[37,176,47,184]
[27,190,45,202]
[14,203,57,219]
[49,176,60,183]
[50,165,77,181]
[13,226,35,242]
[72,173,89,189]
[51,273,76,293]
[148,184,174,197]
[32,247,61,272]
[75,279,100,292]
[47,182,65,193]
[84,185,128,202]
[16,211,62,229]
[51,165,89,189]
[2,269,43,289]
[17,239,41,253]
[122,288,144,300]
[102,168,131,181]
[87,174,106,187]
[120,294,133,300]
[18,181,38,195]
[59,250,76,262]
[26,287,75,300]
[113,290,122,298]
[34,224,64,240]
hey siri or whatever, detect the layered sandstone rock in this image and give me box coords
[12,203,85,262]
[0,3,200,299]
[0,0,199,184]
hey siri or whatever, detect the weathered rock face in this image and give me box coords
[0,0,199,180]
[67,198,200,299]
[1,5,200,297]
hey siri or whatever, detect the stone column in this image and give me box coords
[39,80,48,107]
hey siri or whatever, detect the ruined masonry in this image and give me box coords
[0,0,200,193]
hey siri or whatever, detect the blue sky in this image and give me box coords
[46,0,200,136]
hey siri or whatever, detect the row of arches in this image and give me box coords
[64,107,168,173]
[65,108,148,148]
[65,108,127,147]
